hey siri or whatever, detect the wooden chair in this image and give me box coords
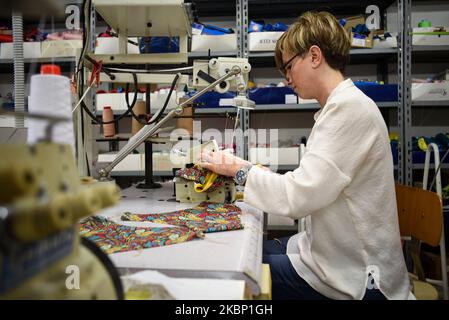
[396,184,445,300]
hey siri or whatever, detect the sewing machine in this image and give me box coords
[173,140,237,203]
[0,142,123,299]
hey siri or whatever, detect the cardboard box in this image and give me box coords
[350,32,373,48]
[412,82,449,101]
[249,31,284,51]
[41,40,82,57]
[412,27,449,46]
[0,42,42,59]
[342,15,365,33]
[94,37,140,54]
[191,34,237,52]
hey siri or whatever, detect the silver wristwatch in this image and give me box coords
[234,164,253,186]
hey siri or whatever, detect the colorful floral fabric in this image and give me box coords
[79,202,243,254]
[175,165,233,192]
[121,202,243,236]
[79,216,197,254]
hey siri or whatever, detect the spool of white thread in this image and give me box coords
[27,64,75,156]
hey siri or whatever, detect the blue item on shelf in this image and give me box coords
[249,87,296,105]
[201,24,234,35]
[139,37,179,53]
[352,24,370,35]
[1,102,15,111]
[264,22,288,32]
[247,82,397,104]
[391,141,398,165]
[188,91,236,108]
[263,23,274,31]
[249,20,264,33]
[352,33,369,40]
[192,22,204,34]
[373,32,392,40]
[412,151,449,164]
[435,133,449,149]
[353,82,398,102]
[250,20,288,32]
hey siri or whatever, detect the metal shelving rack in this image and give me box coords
[191,0,449,186]
[189,0,401,164]
[401,1,449,186]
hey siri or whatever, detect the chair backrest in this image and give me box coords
[395,184,443,246]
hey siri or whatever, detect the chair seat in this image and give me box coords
[412,278,439,300]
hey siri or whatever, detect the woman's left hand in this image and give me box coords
[199,150,252,177]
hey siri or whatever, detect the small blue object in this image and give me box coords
[139,37,179,53]
[270,22,288,32]
[352,33,367,40]
[201,24,233,35]
[373,32,392,40]
[339,19,346,27]
[352,24,370,35]
[249,87,296,104]
[264,23,273,31]
[353,82,398,102]
[187,90,236,108]
[249,20,264,33]
[192,22,204,34]
[116,87,123,93]
[390,142,398,165]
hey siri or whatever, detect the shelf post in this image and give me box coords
[236,0,249,160]
[397,0,413,185]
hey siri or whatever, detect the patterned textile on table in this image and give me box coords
[79,216,198,254]
[121,202,243,236]
[175,165,233,192]
[79,202,243,254]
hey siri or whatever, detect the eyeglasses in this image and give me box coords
[278,53,301,78]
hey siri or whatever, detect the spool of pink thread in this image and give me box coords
[102,106,115,137]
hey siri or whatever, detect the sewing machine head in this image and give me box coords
[173,140,236,204]
[193,57,255,110]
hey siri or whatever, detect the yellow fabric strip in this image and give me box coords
[194,170,219,193]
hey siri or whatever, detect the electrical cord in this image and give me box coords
[74,0,89,81]
[78,72,180,125]
[123,71,179,125]
[146,73,180,125]
[124,72,146,124]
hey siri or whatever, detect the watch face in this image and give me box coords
[236,169,247,185]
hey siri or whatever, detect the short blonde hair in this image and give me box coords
[275,11,351,74]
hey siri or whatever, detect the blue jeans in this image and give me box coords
[263,236,387,300]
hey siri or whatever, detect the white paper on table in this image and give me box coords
[122,270,246,300]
